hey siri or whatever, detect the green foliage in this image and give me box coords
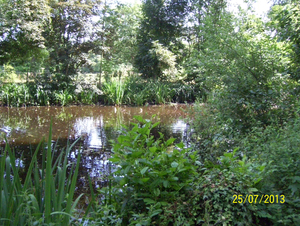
[92,116,197,225]
[0,76,200,106]
[0,64,19,83]
[0,83,54,106]
[149,41,178,80]
[187,6,294,132]
[189,100,300,225]
[189,148,265,226]
[33,84,51,106]
[269,2,300,82]
[42,0,102,89]
[135,0,189,78]
[0,83,30,107]
[123,76,148,106]
[186,101,229,163]
[101,76,198,106]
[0,0,50,64]
[102,79,126,105]
[0,123,82,225]
[96,3,142,72]
[54,89,73,106]
[238,118,300,225]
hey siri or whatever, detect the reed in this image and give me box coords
[102,79,126,105]
[0,123,82,225]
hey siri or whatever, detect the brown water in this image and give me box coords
[0,105,189,145]
[0,105,191,191]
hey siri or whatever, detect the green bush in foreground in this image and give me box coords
[85,116,269,226]
[239,120,300,225]
[190,148,266,225]
[89,115,198,225]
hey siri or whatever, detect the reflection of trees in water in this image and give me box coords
[1,123,190,196]
[61,124,119,193]
[0,108,32,142]
[0,105,188,145]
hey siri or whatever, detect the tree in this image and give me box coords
[135,0,190,79]
[0,0,50,64]
[108,3,142,68]
[91,2,142,82]
[187,5,292,130]
[269,1,300,82]
[42,0,102,89]
[187,0,227,50]
[182,0,227,93]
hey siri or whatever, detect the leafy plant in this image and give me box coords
[188,148,266,226]
[0,83,30,107]
[0,64,19,83]
[93,115,197,225]
[54,89,73,106]
[32,84,51,106]
[240,118,300,225]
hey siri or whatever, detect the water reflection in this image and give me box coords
[73,116,107,149]
[0,105,190,191]
[0,105,189,146]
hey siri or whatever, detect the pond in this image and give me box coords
[0,104,191,192]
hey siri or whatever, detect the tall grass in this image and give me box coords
[102,79,126,105]
[34,85,51,106]
[0,123,82,225]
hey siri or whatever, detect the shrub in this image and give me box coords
[0,64,19,83]
[91,116,197,225]
[54,89,74,106]
[102,79,126,105]
[239,119,300,225]
[182,148,266,226]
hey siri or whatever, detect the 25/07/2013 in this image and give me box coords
[232,194,285,204]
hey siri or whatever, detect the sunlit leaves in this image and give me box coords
[42,0,102,88]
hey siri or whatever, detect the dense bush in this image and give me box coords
[88,116,198,225]
[1,112,299,225]
[189,99,300,225]
[0,83,31,107]
[239,119,300,225]
[189,148,266,225]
